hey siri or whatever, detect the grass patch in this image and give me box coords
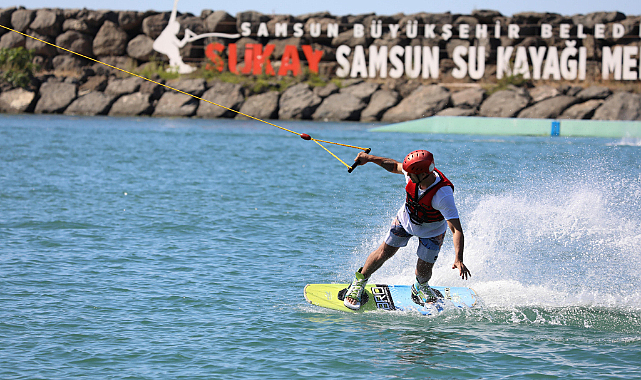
[0,47,39,88]
[485,73,530,95]
[132,59,180,81]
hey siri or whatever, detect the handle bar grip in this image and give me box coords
[347,148,371,173]
[348,161,361,173]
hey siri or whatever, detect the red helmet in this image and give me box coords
[403,150,435,174]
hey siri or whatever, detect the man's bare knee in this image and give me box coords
[381,244,399,259]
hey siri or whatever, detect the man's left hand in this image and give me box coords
[452,261,471,280]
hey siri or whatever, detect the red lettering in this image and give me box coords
[201,43,314,77]
[204,43,225,72]
[241,44,254,74]
[253,44,276,75]
[279,45,301,76]
[302,45,324,74]
[228,43,238,74]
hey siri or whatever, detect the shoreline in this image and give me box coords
[3,112,641,140]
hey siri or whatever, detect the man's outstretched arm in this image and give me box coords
[354,152,403,174]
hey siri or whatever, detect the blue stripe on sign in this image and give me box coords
[551,121,560,136]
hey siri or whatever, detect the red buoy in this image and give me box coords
[300,133,311,140]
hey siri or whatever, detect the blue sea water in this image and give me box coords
[1,114,640,379]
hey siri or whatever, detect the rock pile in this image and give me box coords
[3,75,640,121]
[1,6,640,121]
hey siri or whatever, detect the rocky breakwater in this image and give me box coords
[2,74,641,122]
[0,6,640,122]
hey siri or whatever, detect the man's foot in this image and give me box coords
[411,279,438,304]
[343,268,368,310]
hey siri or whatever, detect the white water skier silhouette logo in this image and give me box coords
[153,0,240,74]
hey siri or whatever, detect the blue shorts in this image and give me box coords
[384,219,445,264]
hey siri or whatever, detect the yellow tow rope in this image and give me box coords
[0,24,371,171]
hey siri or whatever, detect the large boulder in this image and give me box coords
[64,91,117,115]
[34,82,77,114]
[25,31,56,56]
[278,83,322,120]
[0,7,17,36]
[528,85,559,103]
[52,55,86,71]
[126,34,154,61]
[313,83,339,98]
[451,87,486,109]
[10,9,35,32]
[312,92,367,121]
[340,82,380,102]
[165,78,207,97]
[93,20,128,56]
[197,82,245,118]
[360,90,400,122]
[592,92,641,120]
[560,99,604,119]
[575,86,612,100]
[108,92,153,116]
[235,91,280,120]
[382,85,451,122]
[104,77,144,97]
[153,92,198,117]
[29,9,62,37]
[0,31,25,49]
[0,88,36,113]
[517,96,578,119]
[478,89,530,118]
[62,18,95,34]
[55,30,93,57]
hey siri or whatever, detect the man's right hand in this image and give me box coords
[354,152,371,165]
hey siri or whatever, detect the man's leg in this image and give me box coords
[415,258,434,284]
[344,242,400,308]
[344,218,409,310]
[412,233,445,303]
[412,258,438,303]
[361,242,400,278]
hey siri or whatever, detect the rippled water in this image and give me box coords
[1,114,640,379]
